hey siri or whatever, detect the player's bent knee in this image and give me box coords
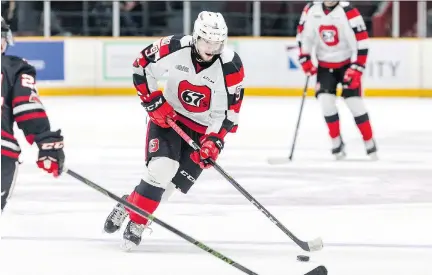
[146,157,180,188]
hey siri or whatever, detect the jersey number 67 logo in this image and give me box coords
[181,91,204,107]
[178,80,211,113]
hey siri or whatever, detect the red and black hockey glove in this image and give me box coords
[35,130,65,177]
[141,90,177,128]
[190,133,224,169]
[343,64,364,89]
[299,54,317,76]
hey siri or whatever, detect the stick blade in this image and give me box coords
[307,237,324,252]
[267,157,292,165]
[305,266,327,275]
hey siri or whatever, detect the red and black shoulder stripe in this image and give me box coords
[157,34,186,59]
[221,51,244,88]
[343,5,368,67]
[133,34,188,69]
[343,5,368,40]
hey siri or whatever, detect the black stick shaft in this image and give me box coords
[65,168,259,275]
[289,76,310,160]
[167,119,316,252]
[209,161,311,251]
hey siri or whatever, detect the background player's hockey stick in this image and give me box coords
[267,76,310,164]
[167,118,323,252]
[64,168,258,275]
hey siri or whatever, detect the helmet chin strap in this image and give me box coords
[192,45,215,63]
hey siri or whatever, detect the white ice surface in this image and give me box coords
[1,97,432,275]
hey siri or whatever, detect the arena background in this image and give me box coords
[2,2,432,275]
[2,1,432,97]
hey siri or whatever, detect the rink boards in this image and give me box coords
[10,37,432,97]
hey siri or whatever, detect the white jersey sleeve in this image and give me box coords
[207,50,245,136]
[342,4,369,68]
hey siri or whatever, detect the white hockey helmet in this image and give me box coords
[192,11,228,61]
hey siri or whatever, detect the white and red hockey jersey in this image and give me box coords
[296,1,369,69]
[132,35,244,136]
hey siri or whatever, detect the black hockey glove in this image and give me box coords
[35,130,65,177]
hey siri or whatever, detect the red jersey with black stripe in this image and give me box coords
[1,55,51,159]
[296,1,369,69]
[132,35,244,137]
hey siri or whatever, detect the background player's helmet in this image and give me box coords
[192,11,228,62]
[1,17,14,54]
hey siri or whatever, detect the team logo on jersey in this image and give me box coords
[149,138,159,153]
[235,85,243,102]
[178,80,211,113]
[319,25,339,46]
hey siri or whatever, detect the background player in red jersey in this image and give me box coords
[103,11,245,251]
[1,17,65,211]
[296,1,377,160]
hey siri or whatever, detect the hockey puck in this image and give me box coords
[306,265,327,275]
[297,255,310,262]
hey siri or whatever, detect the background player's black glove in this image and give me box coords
[34,130,65,177]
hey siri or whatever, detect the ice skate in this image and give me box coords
[121,220,149,251]
[104,195,129,233]
[331,137,346,160]
[365,139,378,160]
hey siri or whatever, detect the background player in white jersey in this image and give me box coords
[296,1,377,159]
[103,11,245,250]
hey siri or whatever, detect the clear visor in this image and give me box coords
[196,37,224,56]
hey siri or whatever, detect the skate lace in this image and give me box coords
[129,222,146,236]
[111,207,127,226]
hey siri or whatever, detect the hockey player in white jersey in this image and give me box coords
[296,1,377,159]
[103,11,245,250]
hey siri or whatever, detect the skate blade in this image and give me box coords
[368,152,378,161]
[121,240,138,252]
[334,152,346,160]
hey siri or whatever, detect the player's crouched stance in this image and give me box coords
[103,11,245,250]
[1,17,65,211]
[296,1,377,160]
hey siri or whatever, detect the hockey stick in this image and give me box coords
[167,118,323,252]
[268,76,310,164]
[65,169,327,275]
[64,168,258,275]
